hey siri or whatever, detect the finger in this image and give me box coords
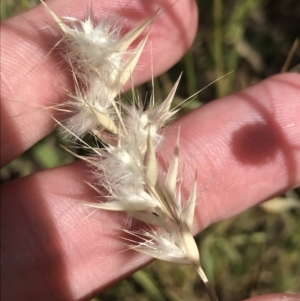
[242,293,300,301]
[0,0,198,167]
[1,161,148,301]
[167,73,300,231]
[1,73,300,300]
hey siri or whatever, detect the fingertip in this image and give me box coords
[242,293,300,301]
[162,72,300,228]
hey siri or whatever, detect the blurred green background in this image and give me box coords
[1,0,300,300]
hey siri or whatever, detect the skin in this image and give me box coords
[1,1,300,301]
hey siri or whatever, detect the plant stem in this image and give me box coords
[196,266,219,301]
[213,0,226,97]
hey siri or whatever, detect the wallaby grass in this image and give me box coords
[1,0,300,300]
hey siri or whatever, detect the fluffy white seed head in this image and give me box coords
[42,2,217,299]
[124,225,192,265]
[61,16,123,72]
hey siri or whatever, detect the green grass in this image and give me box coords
[1,0,300,300]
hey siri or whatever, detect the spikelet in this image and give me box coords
[42,1,152,139]
[42,2,219,300]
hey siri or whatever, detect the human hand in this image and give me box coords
[1,1,300,301]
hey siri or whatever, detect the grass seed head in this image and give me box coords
[41,2,218,299]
